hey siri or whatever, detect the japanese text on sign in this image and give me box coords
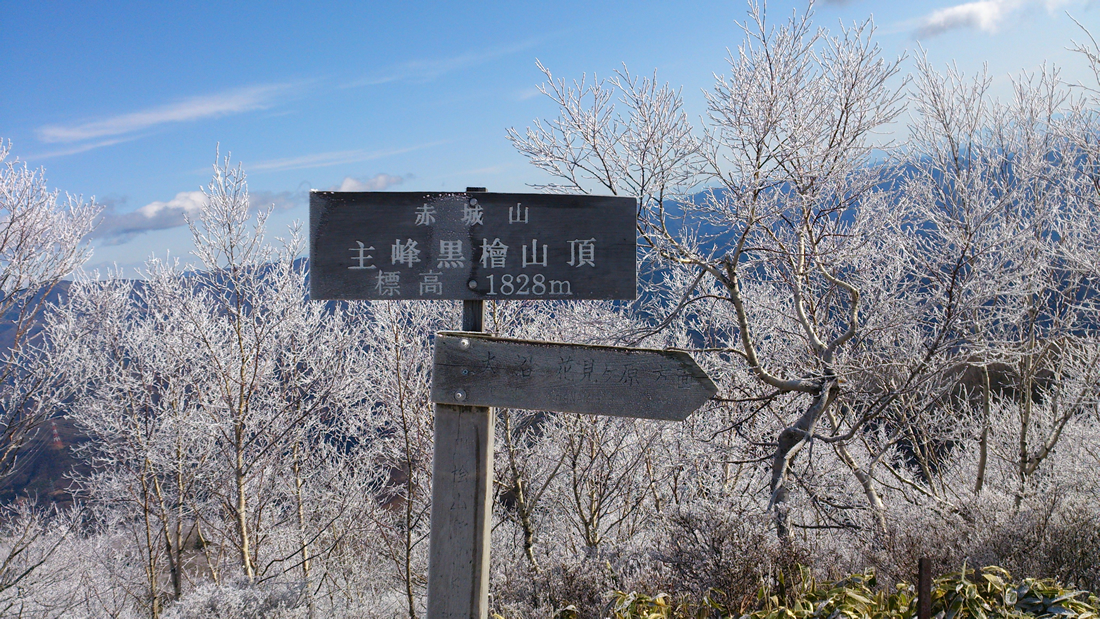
[309,191,636,301]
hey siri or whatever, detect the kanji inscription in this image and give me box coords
[309,191,636,300]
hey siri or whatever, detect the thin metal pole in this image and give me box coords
[426,189,492,619]
[462,188,486,334]
[462,300,483,332]
[462,187,486,333]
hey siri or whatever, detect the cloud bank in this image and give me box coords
[92,189,305,245]
[915,0,1081,37]
[91,191,207,245]
[92,175,407,245]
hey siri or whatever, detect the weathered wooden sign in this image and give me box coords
[431,332,717,420]
[307,187,716,619]
[309,191,637,301]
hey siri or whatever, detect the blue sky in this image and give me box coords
[3,0,1098,273]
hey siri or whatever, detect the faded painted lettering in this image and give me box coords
[391,239,422,266]
[375,271,400,296]
[567,239,596,267]
[348,241,376,270]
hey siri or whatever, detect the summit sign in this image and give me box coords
[309,191,637,301]
[309,188,713,619]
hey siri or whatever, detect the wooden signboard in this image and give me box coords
[307,187,716,619]
[309,191,637,301]
[431,332,717,421]
[425,331,716,618]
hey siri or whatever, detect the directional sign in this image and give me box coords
[430,331,717,421]
[310,191,637,301]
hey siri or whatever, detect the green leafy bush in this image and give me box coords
[604,565,1099,619]
[602,590,728,619]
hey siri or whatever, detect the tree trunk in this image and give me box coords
[826,410,887,535]
[140,470,162,619]
[503,413,540,572]
[769,378,838,547]
[1016,357,1034,509]
[974,365,990,495]
[292,442,314,616]
[235,439,255,582]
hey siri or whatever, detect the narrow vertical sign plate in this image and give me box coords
[309,191,637,301]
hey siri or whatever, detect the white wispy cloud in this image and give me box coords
[915,0,1082,37]
[28,135,146,160]
[343,37,545,88]
[36,82,302,144]
[248,142,444,173]
[332,174,406,191]
[515,87,543,101]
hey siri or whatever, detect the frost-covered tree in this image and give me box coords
[508,0,1100,565]
[6,5,1100,617]
[50,156,392,617]
[866,57,1100,516]
[510,1,907,545]
[353,299,453,619]
[0,140,98,607]
[0,140,98,483]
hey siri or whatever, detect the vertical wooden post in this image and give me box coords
[426,189,493,619]
[426,401,493,618]
[918,557,931,619]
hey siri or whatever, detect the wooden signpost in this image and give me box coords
[309,189,716,619]
[432,332,716,421]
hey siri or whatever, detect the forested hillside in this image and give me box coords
[1,3,1100,618]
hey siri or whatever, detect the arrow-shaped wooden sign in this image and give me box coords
[431,331,717,421]
[425,331,716,617]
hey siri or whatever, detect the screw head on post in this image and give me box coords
[454,390,467,402]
